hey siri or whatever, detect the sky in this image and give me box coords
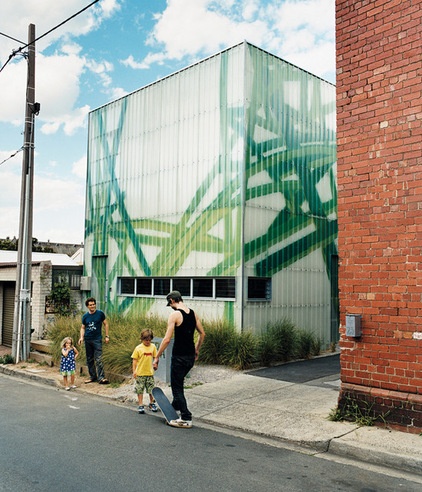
[0,0,335,245]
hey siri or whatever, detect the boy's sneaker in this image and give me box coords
[149,402,158,412]
[168,418,192,428]
[138,405,145,414]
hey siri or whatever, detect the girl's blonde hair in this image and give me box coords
[61,337,73,348]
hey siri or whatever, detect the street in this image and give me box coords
[0,373,420,492]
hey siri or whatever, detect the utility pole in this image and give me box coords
[12,24,38,363]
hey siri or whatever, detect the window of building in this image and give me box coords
[153,278,170,296]
[216,278,236,298]
[193,278,213,298]
[248,277,271,301]
[121,278,135,295]
[136,278,152,295]
[118,277,236,300]
[172,278,191,297]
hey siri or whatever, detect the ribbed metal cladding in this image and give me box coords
[85,42,336,340]
[242,45,336,340]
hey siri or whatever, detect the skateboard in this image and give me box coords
[152,387,179,424]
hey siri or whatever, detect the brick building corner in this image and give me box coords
[336,0,422,432]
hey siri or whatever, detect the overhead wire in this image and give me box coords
[0,0,101,74]
[0,147,24,167]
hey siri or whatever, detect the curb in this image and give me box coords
[2,363,421,480]
[328,438,422,477]
[0,364,58,388]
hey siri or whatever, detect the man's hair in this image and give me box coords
[85,297,96,307]
[166,290,182,305]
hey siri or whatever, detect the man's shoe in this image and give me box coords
[149,402,158,412]
[98,378,109,384]
[138,405,145,414]
[168,418,192,428]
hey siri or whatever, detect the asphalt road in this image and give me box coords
[0,373,420,492]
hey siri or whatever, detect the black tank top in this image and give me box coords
[172,309,196,356]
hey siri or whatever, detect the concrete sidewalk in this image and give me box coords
[184,372,422,477]
[0,352,421,479]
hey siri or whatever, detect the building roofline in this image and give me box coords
[89,40,335,114]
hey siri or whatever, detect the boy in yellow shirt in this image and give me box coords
[131,329,158,414]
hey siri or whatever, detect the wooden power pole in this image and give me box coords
[12,24,37,363]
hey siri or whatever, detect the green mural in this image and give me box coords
[85,43,337,319]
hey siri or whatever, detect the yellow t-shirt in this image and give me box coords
[131,343,157,377]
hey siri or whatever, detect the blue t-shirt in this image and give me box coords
[82,309,106,341]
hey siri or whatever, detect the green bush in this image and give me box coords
[0,354,14,364]
[46,313,325,373]
[221,330,257,370]
[46,315,82,364]
[199,320,257,370]
[258,319,297,365]
[295,329,322,360]
[46,313,167,375]
[199,320,235,365]
[257,320,322,366]
[256,330,279,367]
[102,313,166,375]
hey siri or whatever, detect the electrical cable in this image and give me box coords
[0,0,100,74]
[0,147,24,167]
[0,31,25,44]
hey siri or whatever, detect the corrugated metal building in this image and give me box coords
[84,42,337,344]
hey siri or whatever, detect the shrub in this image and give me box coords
[46,315,82,364]
[46,313,325,373]
[295,329,322,360]
[0,354,14,364]
[256,330,279,367]
[221,330,257,370]
[270,319,298,362]
[199,320,236,365]
[101,314,166,375]
[46,313,167,375]
[199,321,256,369]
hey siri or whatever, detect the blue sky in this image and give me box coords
[0,0,335,244]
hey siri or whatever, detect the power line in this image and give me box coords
[0,147,24,167]
[0,31,25,44]
[0,0,100,74]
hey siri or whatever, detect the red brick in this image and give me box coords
[337,0,421,432]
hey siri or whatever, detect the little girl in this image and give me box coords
[60,337,79,390]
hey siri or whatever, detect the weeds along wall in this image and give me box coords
[84,42,337,343]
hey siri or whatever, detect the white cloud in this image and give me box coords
[31,173,85,243]
[127,0,269,69]
[121,55,150,70]
[109,87,128,100]
[72,155,87,179]
[0,153,86,242]
[0,1,121,133]
[126,0,335,82]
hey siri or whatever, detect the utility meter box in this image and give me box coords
[152,337,173,383]
[346,314,362,337]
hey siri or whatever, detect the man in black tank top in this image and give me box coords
[153,291,205,428]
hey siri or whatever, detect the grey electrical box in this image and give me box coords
[346,314,362,337]
[152,337,174,383]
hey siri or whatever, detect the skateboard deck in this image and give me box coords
[152,387,179,424]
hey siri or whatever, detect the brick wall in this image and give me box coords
[336,0,422,432]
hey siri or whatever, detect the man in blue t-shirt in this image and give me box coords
[78,297,110,384]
